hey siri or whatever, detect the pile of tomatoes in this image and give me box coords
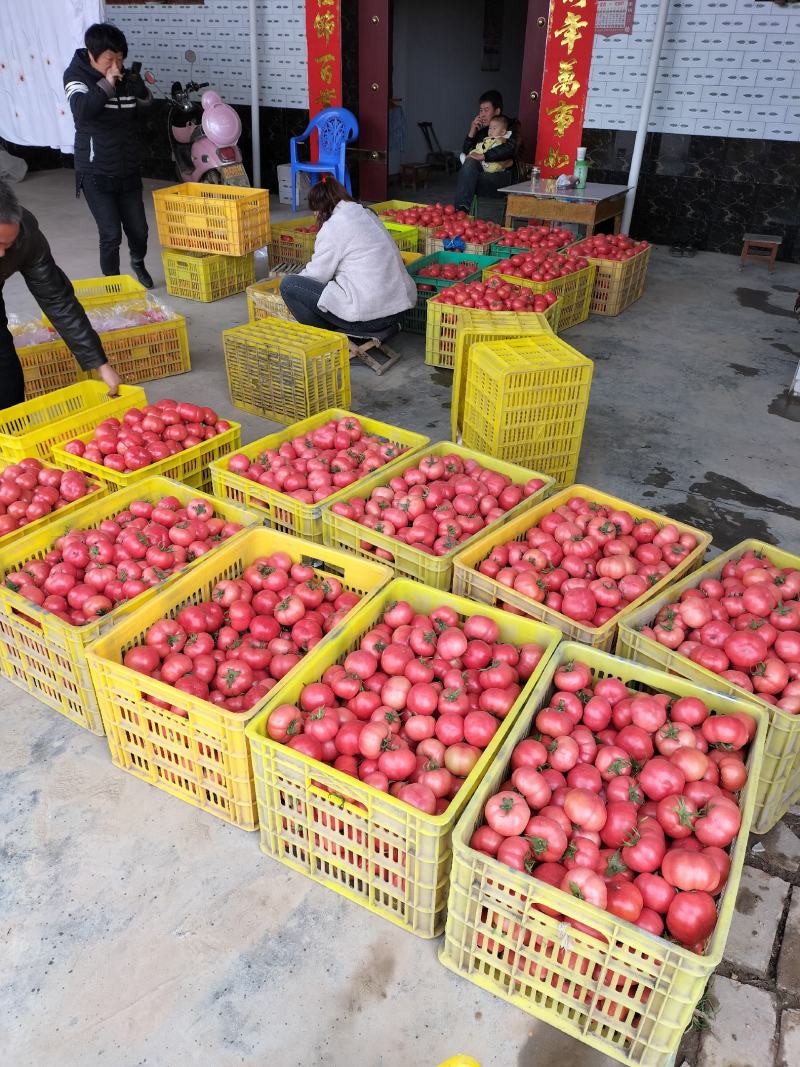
[570,234,649,261]
[329,451,545,560]
[641,548,800,713]
[0,460,94,538]
[471,659,754,952]
[415,260,478,283]
[124,552,362,714]
[63,399,232,473]
[4,495,244,625]
[476,495,699,629]
[382,204,469,230]
[493,225,573,251]
[432,218,505,246]
[430,275,557,314]
[490,248,590,284]
[267,600,547,813]
[226,416,410,506]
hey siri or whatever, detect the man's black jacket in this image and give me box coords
[1,208,107,370]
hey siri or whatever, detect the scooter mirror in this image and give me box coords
[144,70,156,85]
[185,49,197,65]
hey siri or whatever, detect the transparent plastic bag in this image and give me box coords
[84,295,178,334]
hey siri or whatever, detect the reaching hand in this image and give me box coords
[98,362,121,397]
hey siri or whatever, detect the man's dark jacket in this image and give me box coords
[1,208,107,370]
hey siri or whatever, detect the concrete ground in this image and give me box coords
[1,169,799,1067]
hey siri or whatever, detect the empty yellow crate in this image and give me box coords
[450,314,567,441]
[40,275,146,326]
[425,301,558,370]
[461,336,593,487]
[321,441,553,589]
[52,421,241,494]
[617,539,800,835]
[0,477,258,734]
[452,485,711,650]
[268,215,319,267]
[153,182,270,256]
[440,642,766,1067]
[246,578,562,935]
[209,408,429,541]
[585,245,652,316]
[162,249,256,302]
[0,382,146,464]
[483,261,596,331]
[247,278,293,321]
[384,221,418,251]
[223,318,350,424]
[86,529,392,828]
[371,201,434,252]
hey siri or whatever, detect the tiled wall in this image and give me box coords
[585,0,800,140]
[110,0,309,110]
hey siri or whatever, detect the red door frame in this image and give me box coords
[354,0,551,199]
[518,0,550,163]
[357,0,391,200]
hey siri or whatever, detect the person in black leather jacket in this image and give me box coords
[0,180,120,409]
[453,90,518,212]
[64,23,153,288]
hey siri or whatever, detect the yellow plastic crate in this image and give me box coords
[401,250,423,266]
[268,215,319,267]
[321,441,553,589]
[0,382,146,464]
[425,231,512,257]
[247,278,293,322]
[617,539,800,835]
[153,182,270,256]
[16,338,87,400]
[209,408,429,541]
[52,421,241,494]
[246,578,562,935]
[86,529,392,828]
[223,318,350,424]
[39,275,146,327]
[450,314,566,442]
[98,315,191,385]
[0,470,106,552]
[584,245,652,316]
[425,301,558,371]
[440,642,766,1067]
[483,261,596,331]
[162,249,256,302]
[452,485,711,650]
[0,477,258,734]
[370,201,435,252]
[461,337,593,488]
[384,221,418,251]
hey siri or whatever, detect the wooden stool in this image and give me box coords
[740,233,782,272]
[347,323,403,376]
[399,163,430,191]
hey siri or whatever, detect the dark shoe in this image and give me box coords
[131,261,154,289]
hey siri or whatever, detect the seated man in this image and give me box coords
[454,90,518,213]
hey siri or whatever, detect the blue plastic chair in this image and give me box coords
[289,108,359,211]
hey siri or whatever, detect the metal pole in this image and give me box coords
[249,0,261,187]
[621,0,671,234]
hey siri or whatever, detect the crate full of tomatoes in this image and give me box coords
[403,252,500,334]
[85,528,392,828]
[424,215,510,256]
[452,486,711,651]
[484,247,596,331]
[490,224,574,257]
[245,578,562,936]
[0,477,256,733]
[618,540,800,834]
[439,643,766,1067]
[569,234,652,317]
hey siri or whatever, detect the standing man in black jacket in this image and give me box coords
[0,180,120,409]
[64,23,154,288]
[454,90,518,213]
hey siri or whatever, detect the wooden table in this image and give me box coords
[499,181,632,235]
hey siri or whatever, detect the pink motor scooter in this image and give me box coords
[146,50,249,186]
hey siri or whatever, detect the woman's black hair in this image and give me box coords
[85,23,128,60]
[308,174,353,225]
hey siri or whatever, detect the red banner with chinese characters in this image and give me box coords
[535,0,598,177]
[306,0,343,115]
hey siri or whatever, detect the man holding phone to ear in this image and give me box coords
[454,89,518,213]
[64,23,154,288]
